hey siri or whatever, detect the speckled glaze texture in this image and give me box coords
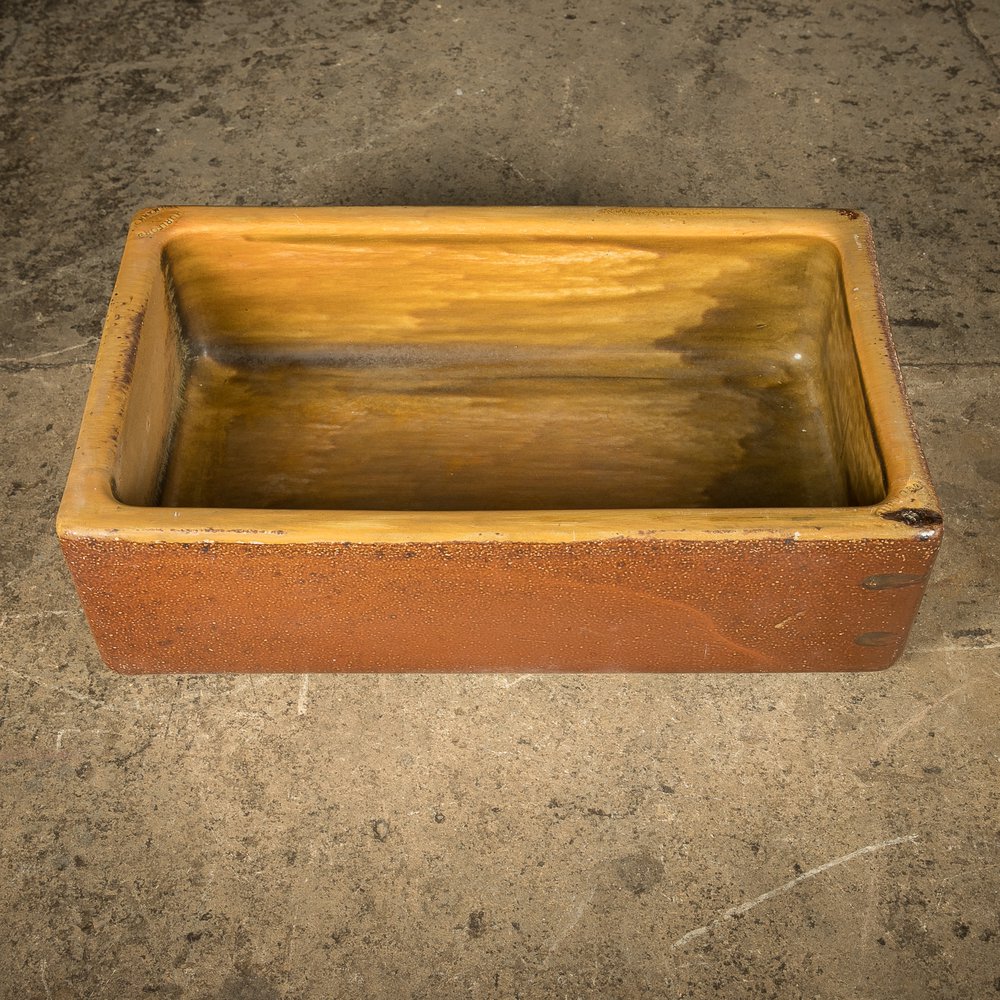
[60,536,938,673]
[57,207,942,673]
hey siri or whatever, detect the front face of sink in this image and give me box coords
[57,208,941,674]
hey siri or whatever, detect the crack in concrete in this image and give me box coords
[951,0,1000,84]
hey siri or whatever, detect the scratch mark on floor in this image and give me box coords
[485,151,530,182]
[297,674,311,716]
[922,642,1000,652]
[498,674,532,689]
[0,339,97,364]
[0,38,367,89]
[1,664,104,709]
[672,834,917,948]
[55,728,80,749]
[113,734,155,768]
[544,886,596,963]
[937,862,1000,884]
[3,610,75,620]
[878,680,972,754]
[298,96,449,176]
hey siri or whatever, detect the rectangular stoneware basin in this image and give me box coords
[57,207,942,673]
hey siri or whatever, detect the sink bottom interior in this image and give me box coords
[161,346,857,511]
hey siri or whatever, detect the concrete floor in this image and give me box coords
[2,1,998,996]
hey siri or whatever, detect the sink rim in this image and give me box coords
[57,205,941,547]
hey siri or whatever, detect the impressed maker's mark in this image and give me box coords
[134,207,180,238]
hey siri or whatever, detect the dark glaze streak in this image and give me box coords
[882,508,943,528]
[116,309,146,391]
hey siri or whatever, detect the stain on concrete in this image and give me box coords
[217,969,281,1000]
[613,851,665,897]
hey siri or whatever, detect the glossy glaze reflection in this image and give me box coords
[143,234,884,511]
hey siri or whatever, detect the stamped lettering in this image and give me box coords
[134,207,181,238]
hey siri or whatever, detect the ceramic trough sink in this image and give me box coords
[57,207,941,673]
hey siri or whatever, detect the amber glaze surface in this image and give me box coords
[57,207,942,673]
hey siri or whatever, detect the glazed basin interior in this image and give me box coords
[114,232,886,511]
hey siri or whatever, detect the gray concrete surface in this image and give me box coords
[1,1,998,997]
